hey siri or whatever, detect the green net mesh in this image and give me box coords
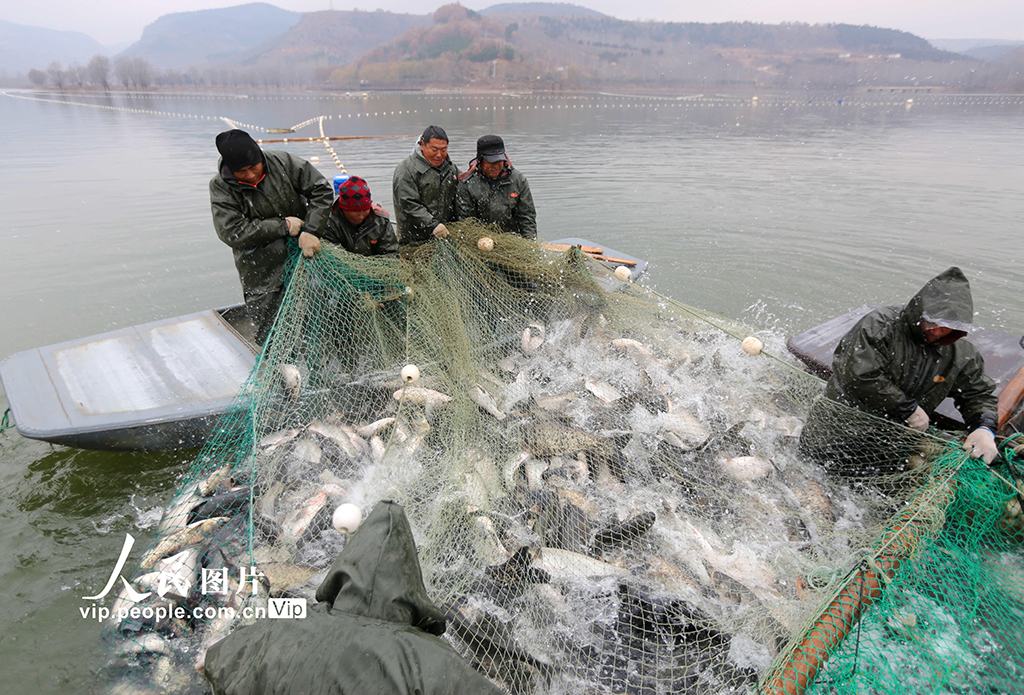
[100,223,1024,695]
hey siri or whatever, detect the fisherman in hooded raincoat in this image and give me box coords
[800,266,999,475]
[203,501,504,695]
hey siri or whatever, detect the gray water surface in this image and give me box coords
[0,89,1022,693]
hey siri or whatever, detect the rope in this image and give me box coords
[0,407,12,433]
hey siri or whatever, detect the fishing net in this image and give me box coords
[100,223,1024,695]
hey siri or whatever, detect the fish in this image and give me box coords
[276,363,302,400]
[521,323,545,354]
[469,383,506,421]
[521,421,616,459]
[356,417,395,440]
[199,464,234,497]
[154,481,203,538]
[260,562,322,596]
[656,410,710,450]
[715,455,774,484]
[584,379,622,405]
[188,486,251,524]
[281,485,345,542]
[534,546,630,582]
[589,511,657,554]
[139,517,228,570]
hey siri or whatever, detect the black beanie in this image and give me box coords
[216,129,263,171]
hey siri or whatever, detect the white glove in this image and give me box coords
[297,231,321,258]
[906,406,930,431]
[432,223,449,239]
[963,427,998,464]
[285,216,304,236]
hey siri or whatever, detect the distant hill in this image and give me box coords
[327,8,974,90]
[227,10,431,70]
[929,38,1024,61]
[117,3,302,69]
[480,3,607,17]
[0,19,107,75]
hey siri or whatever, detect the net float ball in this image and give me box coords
[477,236,495,252]
[310,156,320,163]
[614,266,632,282]
[401,364,420,384]
[741,337,763,355]
[332,503,362,533]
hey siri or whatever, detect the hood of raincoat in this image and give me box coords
[315,500,447,635]
[903,266,974,341]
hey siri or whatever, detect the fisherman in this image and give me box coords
[392,125,460,244]
[203,500,504,695]
[321,176,399,256]
[210,129,333,344]
[799,266,1000,475]
[456,134,537,240]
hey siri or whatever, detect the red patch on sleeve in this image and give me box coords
[510,192,518,197]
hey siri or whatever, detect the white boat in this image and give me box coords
[0,239,647,452]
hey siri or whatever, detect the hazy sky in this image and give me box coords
[3,0,1022,46]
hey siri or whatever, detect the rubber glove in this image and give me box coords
[297,231,321,258]
[285,216,304,236]
[906,406,930,431]
[432,223,449,238]
[372,203,390,218]
[963,427,998,464]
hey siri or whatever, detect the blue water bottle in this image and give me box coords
[333,174,350,196]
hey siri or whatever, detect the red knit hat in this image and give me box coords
[335,176,372,211]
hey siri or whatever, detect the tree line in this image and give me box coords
[27,55,315,91]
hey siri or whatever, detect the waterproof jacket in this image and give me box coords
[321,206,399,256]
[210,150,333,299]
[392,147,459,244]
[824,267,997,431]
[204,501,504,695]
[456,160,537,239]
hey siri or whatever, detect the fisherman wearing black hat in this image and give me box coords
[456,134,537,240]
[392,125,460,244]
[210,129,334,344]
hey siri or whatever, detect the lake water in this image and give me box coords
[0,88,1022,693]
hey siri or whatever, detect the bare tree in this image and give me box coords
[131,58,153,90]
[46,61,66,91]
[67,62,85,88]
[87,55,110,90]
[114,56,132,89]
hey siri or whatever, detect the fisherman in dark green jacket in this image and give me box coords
[800,267,999,475]
[321,175,399,256]
[456,135,537,240]
[392,125,460,244]
[203,501,505,695]
[210,129,333,344]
